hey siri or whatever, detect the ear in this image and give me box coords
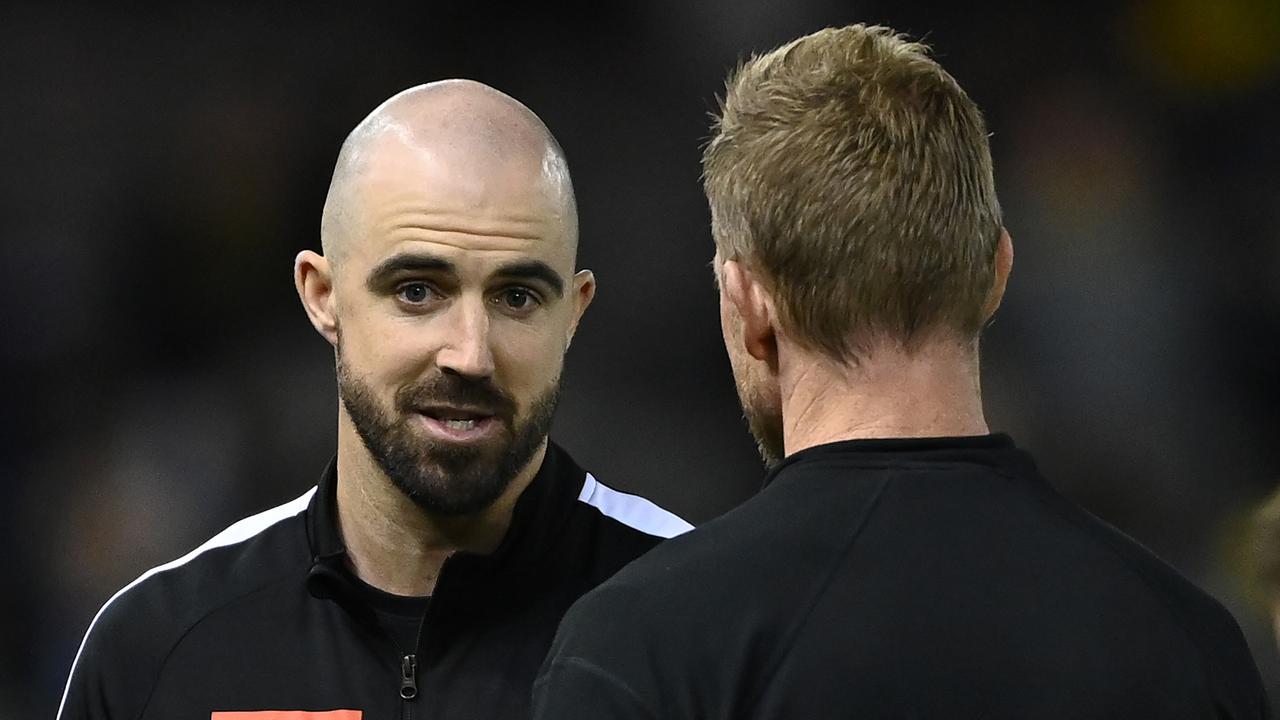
[721,259,778,368]
[565,269,597,350]
[295,250,339,347]
[982,228,1014,321]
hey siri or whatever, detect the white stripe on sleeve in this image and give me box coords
[56,486,317,720]
[577,473,692,539]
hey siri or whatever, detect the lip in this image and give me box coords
[413,411,501,443]
[416,404,497,419]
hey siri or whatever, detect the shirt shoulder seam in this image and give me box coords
[740,472,894,715]
[133,573,304,719]
[1016,476,1232,699]
[537,655,660,720]
[57,488,314,720]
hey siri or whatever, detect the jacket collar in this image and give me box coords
[762,432,1037,488]
[304,441,585,606]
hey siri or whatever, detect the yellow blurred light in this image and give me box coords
[1128,0,1280,96]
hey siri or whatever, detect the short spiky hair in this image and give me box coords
[702,24,1003,361]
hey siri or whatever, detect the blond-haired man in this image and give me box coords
[533,25,1266,719]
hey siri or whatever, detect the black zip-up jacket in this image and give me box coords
[57,442,691,720]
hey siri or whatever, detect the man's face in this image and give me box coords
[716,254,785,467]
[331,140,590,515]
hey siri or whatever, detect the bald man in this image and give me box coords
[57,80,690,720]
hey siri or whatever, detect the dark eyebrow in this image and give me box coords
[366,253,456,291]
[495,260,565,298]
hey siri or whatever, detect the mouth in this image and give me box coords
[414,405,501,442]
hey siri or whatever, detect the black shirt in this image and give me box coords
[534,435,1268,719]
[57,441,692,720]
[353,576,431,656]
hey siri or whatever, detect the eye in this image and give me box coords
[396,282,437,305]
[495,287,541,313]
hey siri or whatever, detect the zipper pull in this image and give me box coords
[400,654,418,700]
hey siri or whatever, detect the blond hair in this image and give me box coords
[703,24,1003,361]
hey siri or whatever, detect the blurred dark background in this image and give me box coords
[5,1,1279,716]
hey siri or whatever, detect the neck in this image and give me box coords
[778,336,989,456]
[334,415,545,597]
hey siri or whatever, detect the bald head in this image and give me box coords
[321,80,577,265]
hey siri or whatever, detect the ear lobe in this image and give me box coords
[722,260,778,367]
[983,228,1014,321]
[295,250,339,346]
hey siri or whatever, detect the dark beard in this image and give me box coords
[337,357,559,516]
[727,341,785,468]
[742,392,785,468]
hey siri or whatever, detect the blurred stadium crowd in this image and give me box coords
[2,2,1278,717]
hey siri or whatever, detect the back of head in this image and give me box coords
[702,25,1002,362]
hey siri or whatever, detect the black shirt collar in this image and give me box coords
[763,433,1031,487]
[304,441,585,604]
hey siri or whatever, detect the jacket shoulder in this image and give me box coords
[558,468,693,586]
[56,488,316,720]
[1065,508,1268,714]
[574,472,692,541]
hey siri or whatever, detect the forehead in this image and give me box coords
[346,138,574,272]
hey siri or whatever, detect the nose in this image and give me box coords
[436,296,496,380]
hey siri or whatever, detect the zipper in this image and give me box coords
[400,556,452,720]
[396,602,427,720]
[400,653,418,699]
[400,653,418,720]
[399,613,425,720]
